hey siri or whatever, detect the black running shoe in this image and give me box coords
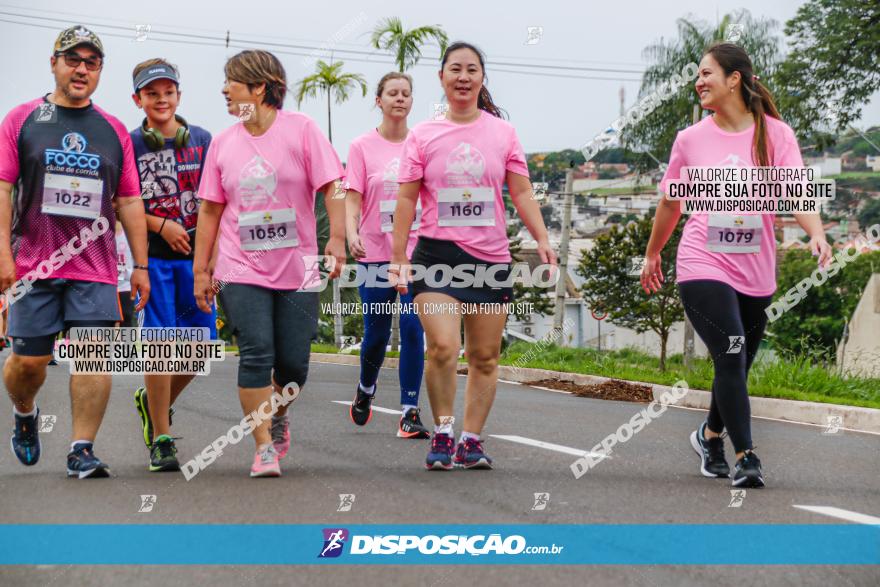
[149,435,180,472]
[689,421,730,478]
[349,385,374,426]
[398,408,430,439]
[67,442,110,479]
[11,407,41,466]
[732,450,765,488]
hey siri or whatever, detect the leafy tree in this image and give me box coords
[508,223,554,319]
[370,17,448,72]
[858,198,880,231]
[576,216,685,370]
[774,0,880,145]
[766,249,880,360]
[622,10,781,169]
[295,60,367,346]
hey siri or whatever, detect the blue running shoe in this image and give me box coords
[453,437,493,469]
[425,433,455,470]
[67,442,110,479]
[11,407,41,466]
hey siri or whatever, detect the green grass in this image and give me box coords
[498,342,880,409]
[581,185,658,196]
[826,171,880,180]
[294,342,880,409]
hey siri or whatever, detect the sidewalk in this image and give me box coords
[310,353,880,435]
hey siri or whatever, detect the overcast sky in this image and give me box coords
[3,0,878,158]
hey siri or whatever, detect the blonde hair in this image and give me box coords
[376,71,413,97]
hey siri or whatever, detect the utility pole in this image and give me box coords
[553,164,575,332]
[683,103,701,370]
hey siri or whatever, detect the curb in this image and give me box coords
[310,353,880,434]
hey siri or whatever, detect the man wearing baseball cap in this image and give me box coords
[0,25,150,478]
[129,58,215,473]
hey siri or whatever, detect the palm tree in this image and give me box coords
[370,17,448,72]
[296,60,367,348]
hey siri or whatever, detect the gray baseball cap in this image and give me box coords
[133,64,179,92]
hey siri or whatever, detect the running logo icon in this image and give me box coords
[822,415,843,435]
[38,414,57,432]
[337,494,355,512]
[318,528,349,558]
[727,336,745,354]
[138,495,157,513]
[629,256,646,276]
[531,492,550,511]
[728,489,746,508]
[524,26,544,45]
[35,103,57,123]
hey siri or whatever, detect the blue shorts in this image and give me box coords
[139,257,217,337]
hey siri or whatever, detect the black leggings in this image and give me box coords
[678,280,773,453]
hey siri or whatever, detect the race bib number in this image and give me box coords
[238,208,298,251]
[379,199,422,233]
[41,173,102,219]
[706,215,762,253]
[437,187,495,227]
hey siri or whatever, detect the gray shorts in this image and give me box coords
[218,283,318,388]
[8,279,120,356]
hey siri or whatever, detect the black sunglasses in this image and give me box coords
[55,51,103,72]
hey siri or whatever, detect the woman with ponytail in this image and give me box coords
[389,41,556,470]
[641,42,832,488]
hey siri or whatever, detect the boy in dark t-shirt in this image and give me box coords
[129,59,216,473]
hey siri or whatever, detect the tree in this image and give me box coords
[370,17,448,72]
[858,198,880,231]
[621,10,781,169]
[766,249,880,361]
[295,60,367,346]
[774,0,880,145]
[576,216,685,370]
[508,223,554,320]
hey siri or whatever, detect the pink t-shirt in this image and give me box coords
[660,115,804,297]
[198,110,343,290]
[345,129,418,262]
[397,110,529,263]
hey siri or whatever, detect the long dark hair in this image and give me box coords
[705,42,780,167]
[440,41,506,119]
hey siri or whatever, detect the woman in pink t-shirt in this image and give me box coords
[193,51,345,478]
[345,72,429,439]
[390,42,557,471]
[643,43,832,488]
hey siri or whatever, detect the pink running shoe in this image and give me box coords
[250,445,281,478]
[271,415,291,458]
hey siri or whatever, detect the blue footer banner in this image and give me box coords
[1,524,878,565]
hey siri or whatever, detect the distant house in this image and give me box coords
[867,155,880,172]
[804,155,842,177]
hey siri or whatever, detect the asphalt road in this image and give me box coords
[1,355,878,585]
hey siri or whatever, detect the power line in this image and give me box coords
[0,9,646,76]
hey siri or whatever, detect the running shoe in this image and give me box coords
[453,437,494,470]
[425,433,455,470]
[271,414,291,458]
[349,385,374,426]
[398,408,430,439]
[732,450,765,488]
[689,421,730,478]
[11,407,41,466]
[250,444,281,478]
[149,434,180,472]
[134,387,175,449]
[67,442,110,479]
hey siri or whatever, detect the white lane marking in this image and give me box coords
[331,400,402,415]
[498,379,522,386]
[490,434,609,460]
[792,505,880,525]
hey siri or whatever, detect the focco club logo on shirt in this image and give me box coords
[44,132,101,171]
[239,155,279,205]
[445,142,485,185]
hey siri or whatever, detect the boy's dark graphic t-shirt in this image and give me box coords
[131,124,211,260]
